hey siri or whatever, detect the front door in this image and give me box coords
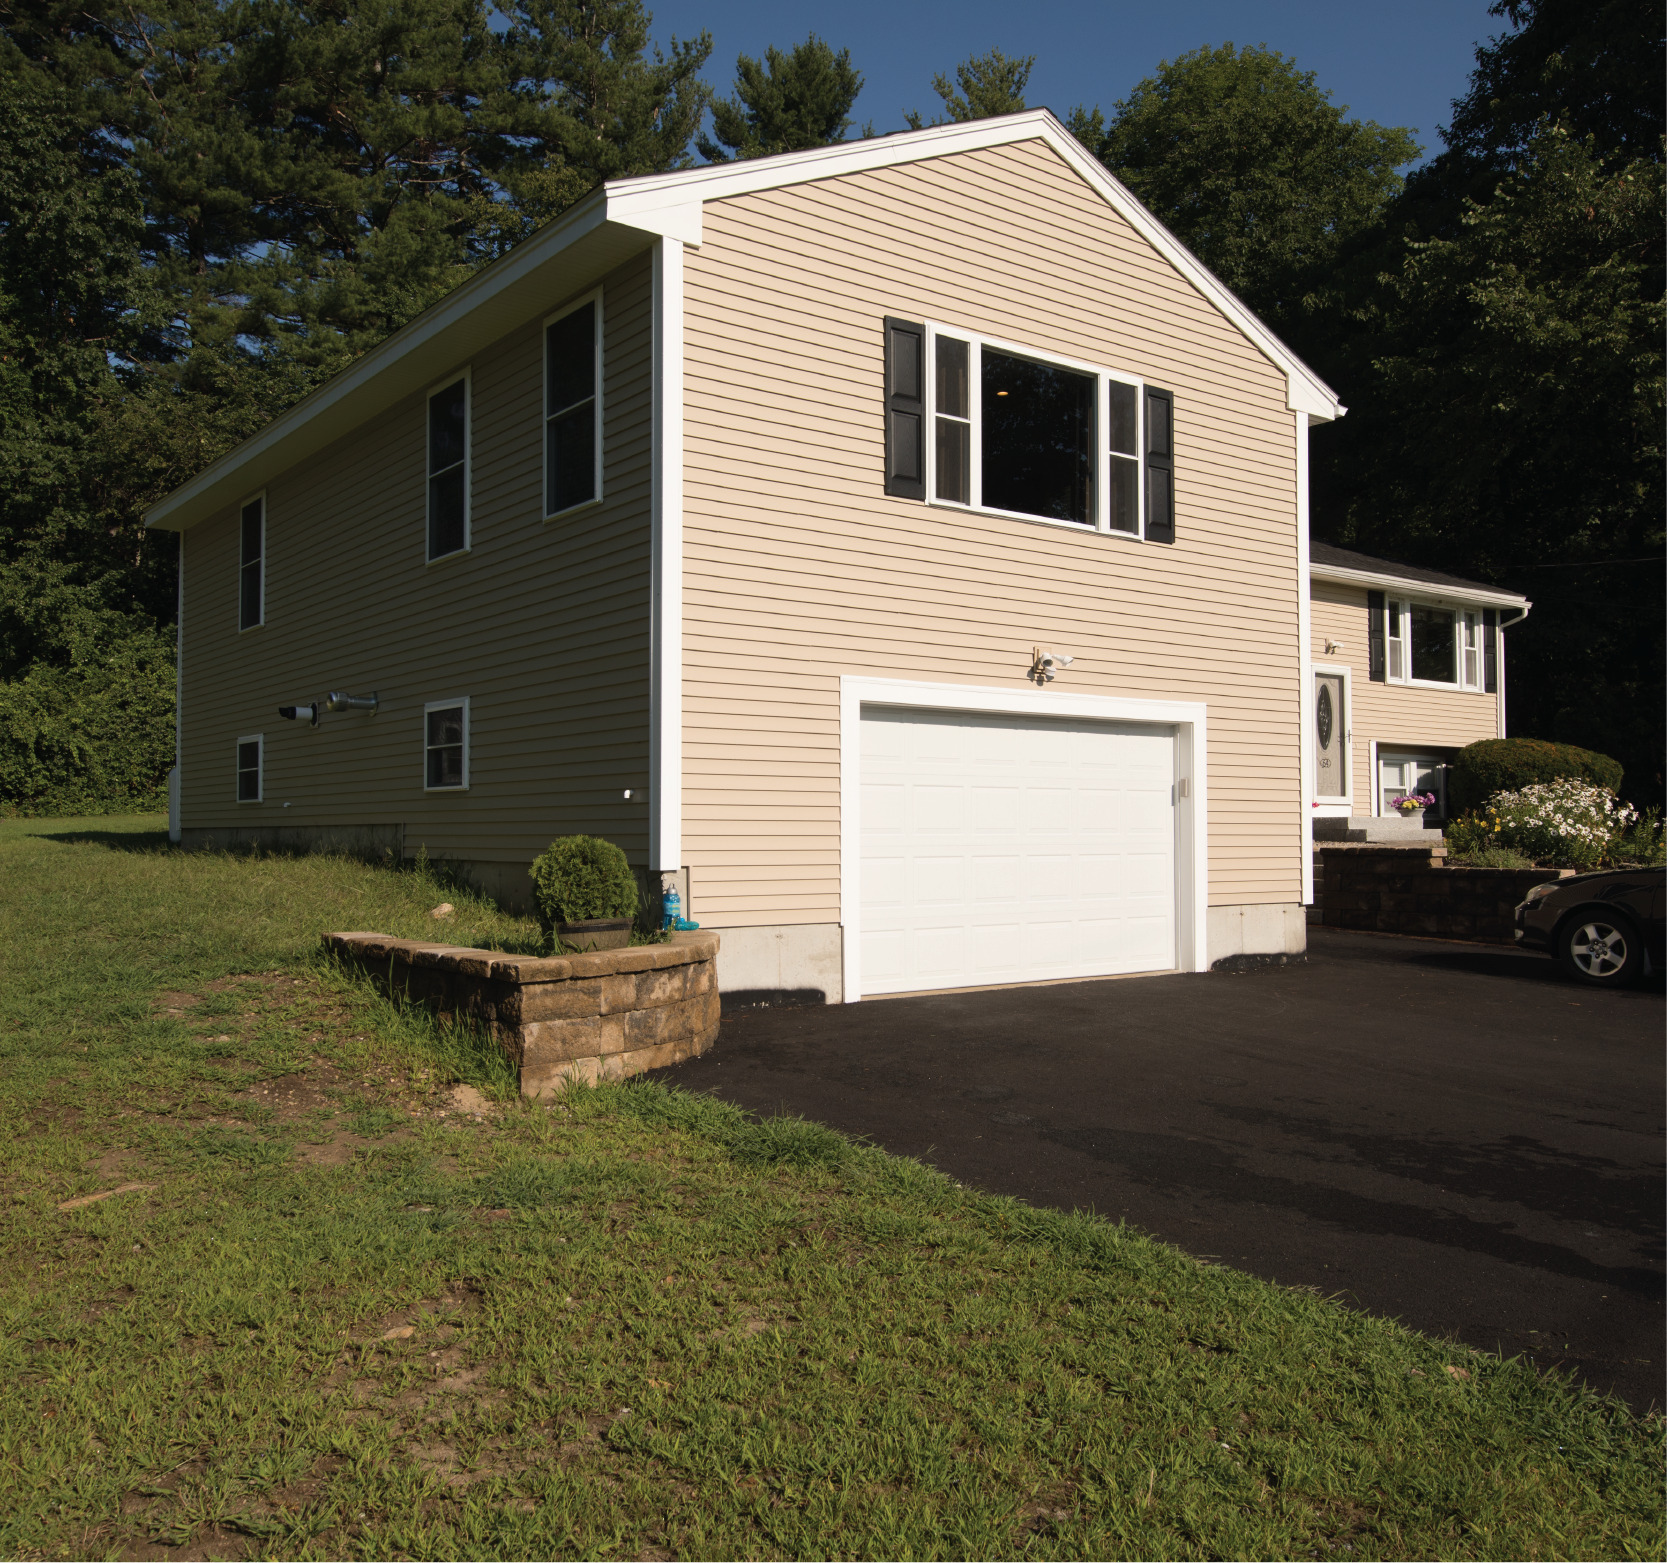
[1314,673,1346,801]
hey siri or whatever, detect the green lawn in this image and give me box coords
[0,815,1660,1561]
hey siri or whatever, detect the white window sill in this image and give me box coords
[426,544,472,568]
[926,498,1146,541]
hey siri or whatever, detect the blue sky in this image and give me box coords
[648,0,1507,166]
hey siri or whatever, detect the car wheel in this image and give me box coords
[1558,910,1645,986]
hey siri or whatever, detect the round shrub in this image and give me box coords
[1448,738,1624,817]
[529,836,639,928]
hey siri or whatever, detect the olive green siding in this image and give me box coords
[177,251,655,905]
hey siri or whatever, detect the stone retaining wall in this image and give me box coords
[324,930,720,1096]
[1315,846,1569,943]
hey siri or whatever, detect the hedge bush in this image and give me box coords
[0,636,175,815]
[1447,738,1624,817]
[528,835,639,929]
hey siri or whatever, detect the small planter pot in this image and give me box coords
[554,917,633,953]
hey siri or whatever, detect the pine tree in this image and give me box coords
[906,49,1031,129]
[696,34,863,162]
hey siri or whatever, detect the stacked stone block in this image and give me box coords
[323,930,720,1095]
[1315,846,1569,943]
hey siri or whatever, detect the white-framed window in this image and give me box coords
[238,493,265,630]
[917,322,1174,542]
[235,734,263,803]
[423,698,469,791]
[1461,611,1483,688]
[1378,751,1448,820]
[1384,599,1487,689]
[544,290,602,518]
[427,371,470,561]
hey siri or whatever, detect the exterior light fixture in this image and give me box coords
[1029,647,1075,684]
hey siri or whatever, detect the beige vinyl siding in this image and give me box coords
[681,137,1302,928]
[178,251,655,883]
[1310,580,1503,806]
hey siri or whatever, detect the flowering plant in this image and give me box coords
[1390,791,1437,813]
[1445,779,1638,870]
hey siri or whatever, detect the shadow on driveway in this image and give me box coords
[667,926,1665,1412]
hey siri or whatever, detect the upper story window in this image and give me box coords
[1382,599,1486,689]
[545,293,601,517]
[239,494,264,630]
[885,317,1175,543]
[427,374,470,561]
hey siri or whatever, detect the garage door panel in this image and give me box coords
[859,708,1178,995]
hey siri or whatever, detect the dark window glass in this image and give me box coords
[1109,456,1138,533]
[1409,605,1456,682]
[239,497,263,629]
[429,380,467,475]
[426,706,465,788]
[1108,380,1138,456]
[428,379,467,558]
[236,741,260,801]
[935,417,970,504]
[980,350,1095,525]
[546,303,598,513]
[547,302,594,415]
[936,337,968,418]
[547,403,596,515]
[428,466,466,559]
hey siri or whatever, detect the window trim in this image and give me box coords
[1311,661,1353,811]
[1385,596,1490,691]
[543,289,604,521]
[426,369,472,564]
[422,697,471,792]
[238,491,266,632]
[235,733,263,804]
[922,321,1147,539]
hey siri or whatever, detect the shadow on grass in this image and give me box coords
[38,828,174,853]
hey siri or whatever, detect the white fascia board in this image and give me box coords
[145,190,672,533]
[606,110,1344,422]
[1310,561,1531,613]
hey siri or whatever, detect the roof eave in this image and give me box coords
[145,187,680,533]
[1310,561,1532,613]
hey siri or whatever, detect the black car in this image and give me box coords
[1514,866,1665,986]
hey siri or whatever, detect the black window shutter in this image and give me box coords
[1366,590,1385,682]
[883,318,925,499]
[1144,387,1174,543]
[1483,608,1498,693]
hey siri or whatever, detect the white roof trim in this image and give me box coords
[1311,560,1531,612]
[147,108,1344,530]
[607,109,1344,421]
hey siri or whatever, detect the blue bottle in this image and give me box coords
[661,883,681,930]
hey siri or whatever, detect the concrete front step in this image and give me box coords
[1314,815,1446,845]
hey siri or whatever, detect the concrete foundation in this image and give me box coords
[714,922,844,1006]
[1207,903,1308,970]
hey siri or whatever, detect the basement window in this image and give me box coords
[236,735,263,803]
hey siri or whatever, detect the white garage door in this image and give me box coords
[859,706,1177,995]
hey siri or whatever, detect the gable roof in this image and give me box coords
[147,109,1343,533]
[1310,541,1531,610]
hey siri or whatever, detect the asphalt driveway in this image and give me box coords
[665,927,1665,1412]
